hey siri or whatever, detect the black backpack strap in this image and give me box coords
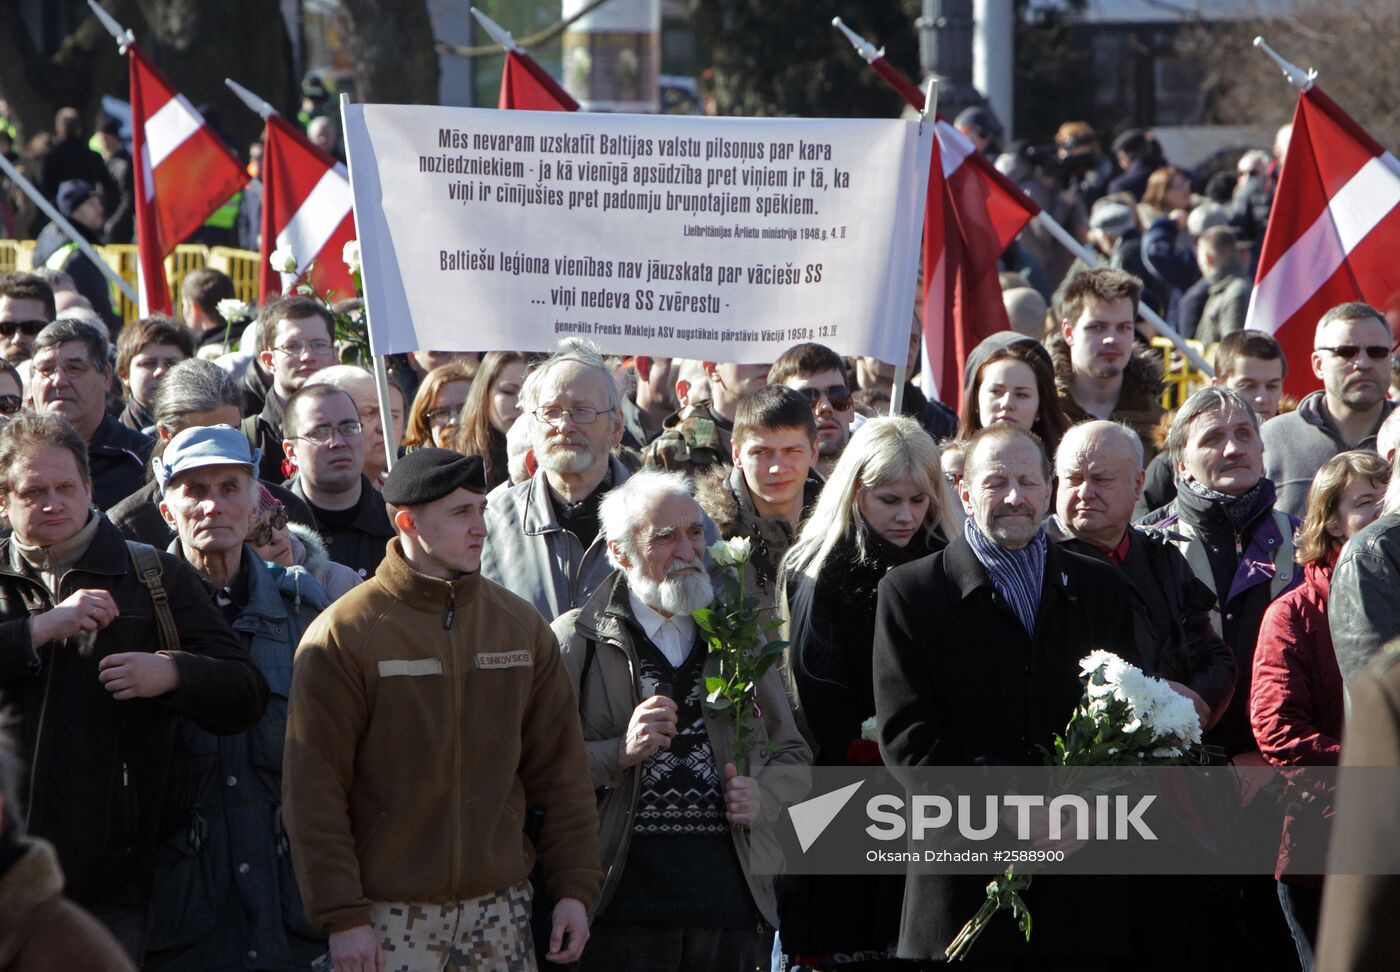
[577,638,597,712]
[126,541,180,653]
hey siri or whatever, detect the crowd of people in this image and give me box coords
[1,105,1400,972]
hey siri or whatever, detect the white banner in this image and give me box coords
[343,103,933,365]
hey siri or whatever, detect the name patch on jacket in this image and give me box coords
[476,650,532,669]
[377,658,444,677]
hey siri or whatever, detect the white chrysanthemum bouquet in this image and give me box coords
[946,651,1205,961]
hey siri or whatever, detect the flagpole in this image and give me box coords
[0,153,138,304]
[87,0,135,51]
[339,93,397,471]
[225,78,279,120]
[891,76,941,417]
[470,7,523,53]
[1253,37,1316,91]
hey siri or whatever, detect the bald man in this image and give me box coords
[1048,420,1236,727]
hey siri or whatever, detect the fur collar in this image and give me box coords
[1048,334,1164,421]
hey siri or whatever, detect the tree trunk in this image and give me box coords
[339,0,440,105]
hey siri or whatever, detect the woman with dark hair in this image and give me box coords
[1251,449,1390,971]
[956,332,1069,459]
[453,350,527,490]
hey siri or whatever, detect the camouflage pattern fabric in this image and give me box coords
[370,883,535,972]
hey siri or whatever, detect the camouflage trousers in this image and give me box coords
[371,882,537,972]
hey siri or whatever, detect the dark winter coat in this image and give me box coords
[146,552,330,971]
[87,415,153,512]
[1047,518,1236,718]
[1329,511,1400,684]
[1261,390,1393,520]
[0,516,267,908]
[872,531,1137,961]
[776,526,943,960]
[287,475,395,580]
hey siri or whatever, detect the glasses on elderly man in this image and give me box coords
[533,405,615,426]
[247,508,289,547]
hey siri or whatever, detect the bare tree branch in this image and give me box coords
[435,0,614,60]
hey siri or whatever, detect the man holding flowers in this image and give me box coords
[873,422,1137,964]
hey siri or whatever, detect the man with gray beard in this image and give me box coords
[481,338,632,619]
[553,469,810,970]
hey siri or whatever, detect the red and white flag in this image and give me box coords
[499,49,579,112]
[1246,85,1400,397]
[128,46,247,314]
[926,120,1040,402]
[259,114,355,301]
[835,21,1039,403]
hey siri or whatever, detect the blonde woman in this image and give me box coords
[775,415,958,967]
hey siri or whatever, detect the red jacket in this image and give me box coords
[1250,559,1343,882]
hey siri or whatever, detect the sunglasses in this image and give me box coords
[794,384,854,411]
[1317,345,1390,361]
[0,395,19,416]
[248,508,289,547]
[0,320,47,339]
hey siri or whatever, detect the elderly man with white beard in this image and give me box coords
[553,469,810,972]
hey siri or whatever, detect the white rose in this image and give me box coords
[708,536,753,568]
[860,716,878,742]
[215,298,251,323]
[296,284,316,296]
[343,239,361,275]
[270,248,298,274]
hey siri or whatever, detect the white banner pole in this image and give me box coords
[339,93,397,472]
[892,75,941,417]
[0,152,138,304]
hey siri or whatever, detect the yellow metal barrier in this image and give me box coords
[100,244,140,325]
[1152,336,1215,411]
[0,240,20,274]
[14,239,34,272]
[164,244,208,315]
[207,247,261,304]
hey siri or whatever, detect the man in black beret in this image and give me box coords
[283,446,603,972]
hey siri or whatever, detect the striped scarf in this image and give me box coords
[964,517,1047,636]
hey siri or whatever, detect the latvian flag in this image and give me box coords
[128,45,247,314]
[1246,85,1400,397]
[259,114,355,301]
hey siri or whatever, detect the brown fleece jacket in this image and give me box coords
[283,539,602,933]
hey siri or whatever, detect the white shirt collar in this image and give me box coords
[628,590,694,641]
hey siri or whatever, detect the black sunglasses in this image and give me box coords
[0,395,19,416]
[0,320,47,339]
[794,384,854,412]
[1318,344,1390,361]
[248,508,289,547]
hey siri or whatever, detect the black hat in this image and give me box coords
[382,449,487,506]
[56,179,98,218]
[963,331,1051,392]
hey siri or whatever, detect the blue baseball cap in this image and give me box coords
[153,424,261,494]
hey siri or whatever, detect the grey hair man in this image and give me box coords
[107,358,316,549]
[552,469,809,971]
[481,338,631,619]
[30,318,152,510]
[1140,386,1298,759]
[1049,420,1236,729]
[1262,302,1395,519]
[146,425,330,970]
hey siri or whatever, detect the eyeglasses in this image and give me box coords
[247,508,289,547]
[533,405,614,426]
[426,405,461,427]
[290,420,363,445]
[793,384,854,411]
[0,395,20,415]
[33,359,97,381]
[273,339,334,358]
[1317,345,1390,362]
[0,320,46,339]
